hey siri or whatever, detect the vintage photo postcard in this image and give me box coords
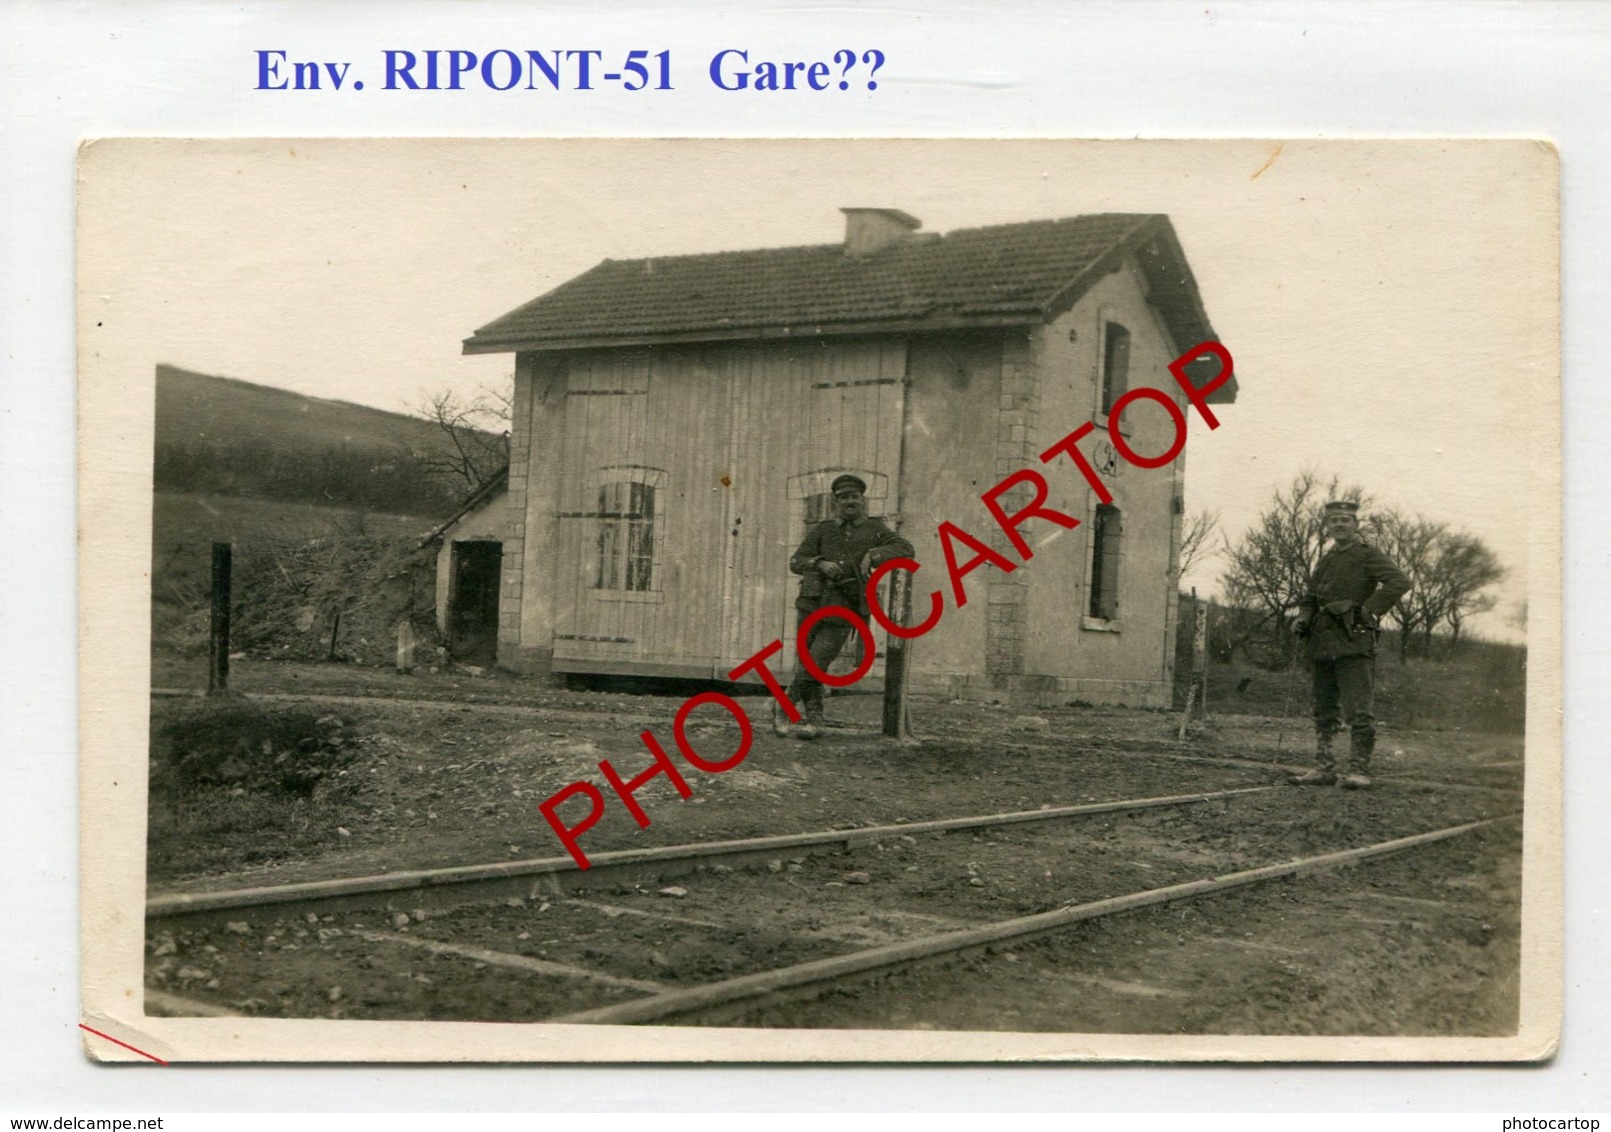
[78,138,1560,1063]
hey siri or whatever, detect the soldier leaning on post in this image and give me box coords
[777,474,915,740]
[1288,500,1411,790]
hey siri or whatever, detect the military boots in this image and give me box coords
[1341,730,1374,790]
[772,700,822,741]
[1287,731,1338,786]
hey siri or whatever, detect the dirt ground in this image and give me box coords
[145,656,1525,1035]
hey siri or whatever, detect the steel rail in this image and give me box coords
[346,929,667,993]
[146,786,1271,924]
[552,813,1519,1026]
[1002,731,1521,796]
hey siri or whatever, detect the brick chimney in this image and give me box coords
[841,208,921,257]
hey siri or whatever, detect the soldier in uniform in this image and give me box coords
[1289,500,1411,789]
[778,474,914,740]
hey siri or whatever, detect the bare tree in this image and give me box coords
[1368,507,1447,662]
[1223,475,1505,664]
[408,383,512,495]
[1220,470,1368,663]
[1178,508,1220,580]
[1430,532,1505,651]
[1369,509,1505,657]
[1206,600,1271,665]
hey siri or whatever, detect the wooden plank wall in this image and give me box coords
[776,340,908,681]
[550,350,674,666]
[547,338,908,680]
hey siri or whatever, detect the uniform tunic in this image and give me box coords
[785,515,914,721]
[789,515,914,617]
[1298,539,1411,662]
[1297,536,1410,749]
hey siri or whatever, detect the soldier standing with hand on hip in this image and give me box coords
[778,474,914,740]
[1289,500,1411,789]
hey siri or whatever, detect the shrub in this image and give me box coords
[151,525,444,667]
[150,701,362,800]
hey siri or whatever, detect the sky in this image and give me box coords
[79,137,1553,642]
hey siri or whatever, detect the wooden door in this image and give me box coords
[548,339,908,681]
[549,351,663,669]
[726,339,909,685]
[447,540,502,665]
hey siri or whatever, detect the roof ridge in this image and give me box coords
[936,211,1155,238]
[604,239,841,267]
[595,213,1160,269]
[465,212,1218,358]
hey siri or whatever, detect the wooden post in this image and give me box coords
[1178,588,1207,738]
[207,542,232,696]
[1194,594,1209,719]
[881,567,913,741]
[395,618,418,674]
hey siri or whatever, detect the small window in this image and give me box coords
[1088,504,1122,620]
[1100,322,1131,417]
[596,480,656,592]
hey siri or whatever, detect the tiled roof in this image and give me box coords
[465,213,1221,357]
[417,465,509,548]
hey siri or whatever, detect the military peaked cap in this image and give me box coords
[831,474,868,496]
[1323,500,1360,517]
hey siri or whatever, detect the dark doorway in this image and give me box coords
[448,540,502,665]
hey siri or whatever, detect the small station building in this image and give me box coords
[460,210,1234,706]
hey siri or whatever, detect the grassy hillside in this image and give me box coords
[148,367,493,665]
[154,365,503,515]
[156,364,464,456]
[151,492,441,666]
[153,491,433,566]
[1172,594,1525,734]
[1172,602,1525,735]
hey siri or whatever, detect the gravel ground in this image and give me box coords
[145,657,1525,1034]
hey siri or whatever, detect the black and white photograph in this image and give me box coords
[76,137,1557,1062]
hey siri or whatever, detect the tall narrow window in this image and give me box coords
[1088,504,1122,620]
[1100,322,1131,417]
[596,479,656,592]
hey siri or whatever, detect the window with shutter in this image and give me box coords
[1088,503,1122,620]
[592,472,661,593]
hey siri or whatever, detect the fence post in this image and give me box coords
[1195,596,1210,719]
[207,541,232,696]
[882,567,913,741]
[396,618,418,674]
[1178,588,1208,739]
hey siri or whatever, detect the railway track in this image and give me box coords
[145,781,1519,1027]
[555,814,1514,1026]
[148,784,1271,925]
